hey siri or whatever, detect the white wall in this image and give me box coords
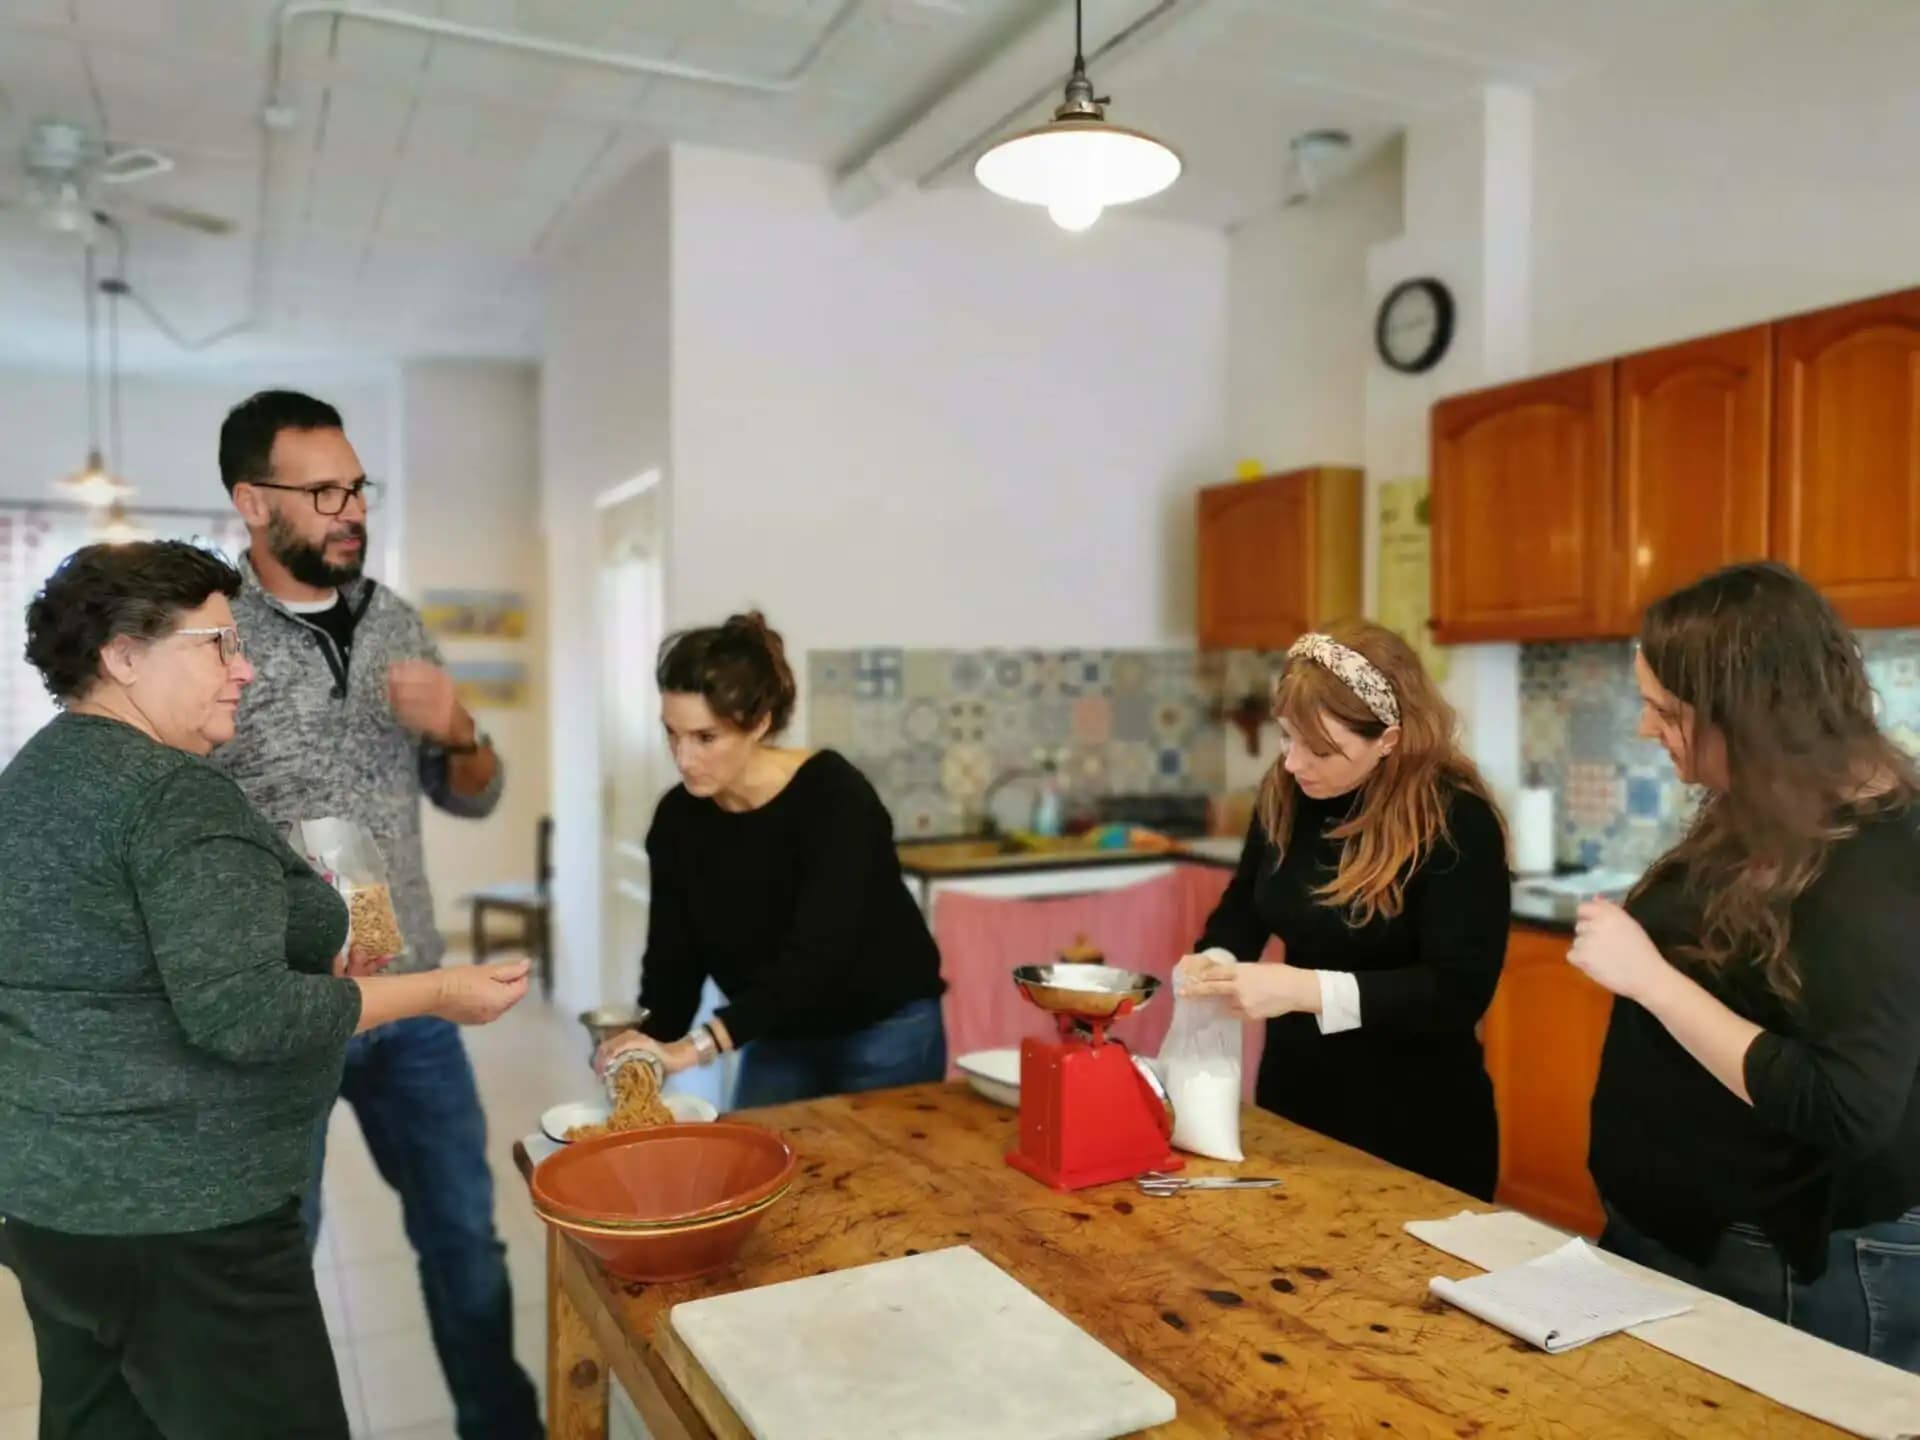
[667,145,1230,661]
[1530,6,1920,372]
[0,367,394,547]
[1362,90,1533,805]
[400,360,548,936]
[0,360,549,940]
[540,147,673,1015]
[536,143,1229,1012]
[1226,143,1403,474]
[1224,7,1920,808]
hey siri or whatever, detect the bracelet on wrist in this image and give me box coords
[689,1025,719,1067]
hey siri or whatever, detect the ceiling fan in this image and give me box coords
[0,118,236,241]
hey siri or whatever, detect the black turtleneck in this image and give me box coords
[1198,785,1511,1198]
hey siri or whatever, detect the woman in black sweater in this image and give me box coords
[595,613,945,1108]
[1577,563,1920,1373]
[1181,621,1510,1198]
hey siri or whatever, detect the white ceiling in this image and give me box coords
[0,0,1764,372]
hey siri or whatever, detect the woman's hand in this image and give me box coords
[432,959,531,1025]
[1568,899,1674,1004]
[593,1030,700,1078]
[333,945,392,979]
[1177,955,1317,1021]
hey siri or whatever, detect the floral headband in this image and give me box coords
[1285,633,1401,727]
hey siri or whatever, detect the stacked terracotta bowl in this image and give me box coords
[531,1123,798,1281]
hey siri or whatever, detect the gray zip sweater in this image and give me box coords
[211,555,503,972]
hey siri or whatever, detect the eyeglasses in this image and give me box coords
[175,626,245,665]
[245,479,381,516]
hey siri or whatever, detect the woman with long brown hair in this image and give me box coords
[1180,620,1510,1197]
[1577,562,1920,1371]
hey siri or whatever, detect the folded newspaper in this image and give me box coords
[1428,1237,1692,1352]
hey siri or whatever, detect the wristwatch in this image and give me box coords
[446,727,490,757]
[689,1025,719,1067]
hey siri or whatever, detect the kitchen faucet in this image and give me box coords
[977,768,1036,838]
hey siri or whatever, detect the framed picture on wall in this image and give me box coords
[420,589,528,640]
[447,661,528,710]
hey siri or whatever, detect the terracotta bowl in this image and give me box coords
[539,1190,786,1282]
[531,1122,797,1229]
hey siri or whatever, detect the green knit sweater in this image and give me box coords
[0,713,362,1234]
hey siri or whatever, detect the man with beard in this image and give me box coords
[210,390,543,1440]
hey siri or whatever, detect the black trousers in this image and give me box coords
[1,1199,349,1440]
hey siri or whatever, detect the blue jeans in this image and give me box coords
[304,1017,543,1440]
[731,996,946,1110]
[1601,1200,1920,1375]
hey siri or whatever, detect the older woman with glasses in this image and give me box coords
[0,541,531,1440]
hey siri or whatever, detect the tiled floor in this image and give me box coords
[0,995,626,1440]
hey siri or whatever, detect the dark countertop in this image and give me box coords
[896,844,1616,927]
[897,836,1240,881]
[1510,869,1638,934]
[1511,892,1577,934]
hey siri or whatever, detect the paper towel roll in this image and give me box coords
[1513,787,1556,876]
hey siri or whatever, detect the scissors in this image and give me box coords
[1137,1171,1283,1195]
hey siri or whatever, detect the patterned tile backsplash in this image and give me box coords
[808,648,1280,837]
[1521,631,1920,872]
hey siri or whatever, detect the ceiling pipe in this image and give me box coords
[121,0,864,354]
[831,0,1196,217]
[266,0,866,116]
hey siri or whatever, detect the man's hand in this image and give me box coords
[388,660,472,748]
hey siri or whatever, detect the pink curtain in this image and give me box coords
[934,866,1268,1100]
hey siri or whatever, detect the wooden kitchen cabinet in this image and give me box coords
[1773,287,1920,628]
[1430,365,1616,642]
[1615,325,1772,628]
[1430,285,1920,640]
[1481,923,1612,1237]
[1196,466,1361,650]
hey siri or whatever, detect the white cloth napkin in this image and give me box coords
[1428,1237,1691,1351]
[1408,1209,1920,1440]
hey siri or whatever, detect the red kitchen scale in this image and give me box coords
[1006,964,1183,1191]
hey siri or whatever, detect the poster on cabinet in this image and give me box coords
[1377,478,1449,683]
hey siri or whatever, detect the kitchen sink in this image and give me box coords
[895,837,1028,866]
[895,832,1169,872]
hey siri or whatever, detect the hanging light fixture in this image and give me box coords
[98,502,144,544]
[56,237,131,511]
[973,0,1180,232]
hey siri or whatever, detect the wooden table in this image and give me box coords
[514,1083,1844,1440]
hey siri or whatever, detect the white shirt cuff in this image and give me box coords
[1313,970,1363,1034]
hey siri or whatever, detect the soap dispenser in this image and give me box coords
[1031,760,1064,838]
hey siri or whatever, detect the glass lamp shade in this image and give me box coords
[975,118,1181,231]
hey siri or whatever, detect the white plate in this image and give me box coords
[539,1092,718,1143]
[954,1048,1020,1108]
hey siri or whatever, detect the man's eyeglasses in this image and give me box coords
[175,626,245,665]
[245,479,382,517]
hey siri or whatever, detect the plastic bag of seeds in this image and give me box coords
[288,817,407,962]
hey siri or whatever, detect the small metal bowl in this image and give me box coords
[1011,963,1160,1019]
[578,1005,650,1051]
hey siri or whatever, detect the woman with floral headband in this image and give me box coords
[1180,619,1511,1198]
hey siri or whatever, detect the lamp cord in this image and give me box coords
[83,242,100,460]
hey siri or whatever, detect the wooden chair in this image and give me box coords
[467,816,553,997]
